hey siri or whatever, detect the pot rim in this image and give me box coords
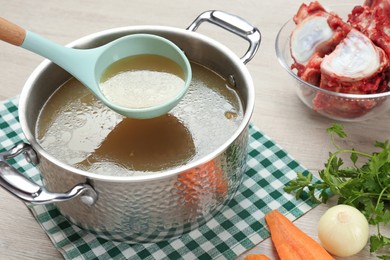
[19,25,255,183]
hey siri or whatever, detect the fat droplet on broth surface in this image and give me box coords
[225,111,238,119]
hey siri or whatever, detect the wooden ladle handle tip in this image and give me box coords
[0,17,26,46]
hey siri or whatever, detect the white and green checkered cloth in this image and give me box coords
[0,97,318,259]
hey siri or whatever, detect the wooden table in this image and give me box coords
[0,0,388,259]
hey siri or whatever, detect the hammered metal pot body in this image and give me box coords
[19,25,255,243]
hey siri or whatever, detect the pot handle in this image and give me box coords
[187,10,261,64]
[0,143,97,206]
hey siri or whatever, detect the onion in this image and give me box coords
[318,204,369,257]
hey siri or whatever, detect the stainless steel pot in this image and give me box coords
[0,10,260,243]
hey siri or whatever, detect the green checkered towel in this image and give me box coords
[0,97,318,259]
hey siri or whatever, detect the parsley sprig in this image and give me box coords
[284,124,390,258]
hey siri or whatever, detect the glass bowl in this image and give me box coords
[275,4,390,122]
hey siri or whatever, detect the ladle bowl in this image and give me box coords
[0,17,192,119]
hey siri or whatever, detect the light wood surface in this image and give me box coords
[0,0,389,259]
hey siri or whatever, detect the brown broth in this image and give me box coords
[36,62,243,176]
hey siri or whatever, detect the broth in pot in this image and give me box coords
[36,62,243,176]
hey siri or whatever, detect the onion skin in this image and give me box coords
[318,204,369,257]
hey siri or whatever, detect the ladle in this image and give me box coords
[0,17,192,119]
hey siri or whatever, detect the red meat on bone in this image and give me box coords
[290,1,390,118]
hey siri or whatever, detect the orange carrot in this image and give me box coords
[244,254,271,260]
[265,210,334,260]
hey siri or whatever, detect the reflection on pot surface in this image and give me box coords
[79,114,196,173]
[36,62,243,176]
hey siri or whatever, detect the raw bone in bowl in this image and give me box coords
[289,1,390,119]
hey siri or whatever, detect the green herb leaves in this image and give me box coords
[284,124,390,257]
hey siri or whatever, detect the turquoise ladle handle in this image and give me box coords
[0,17,98,93]
[21,31,98,91]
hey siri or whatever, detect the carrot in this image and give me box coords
[244,254,271,260]
[265,210,334,260]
